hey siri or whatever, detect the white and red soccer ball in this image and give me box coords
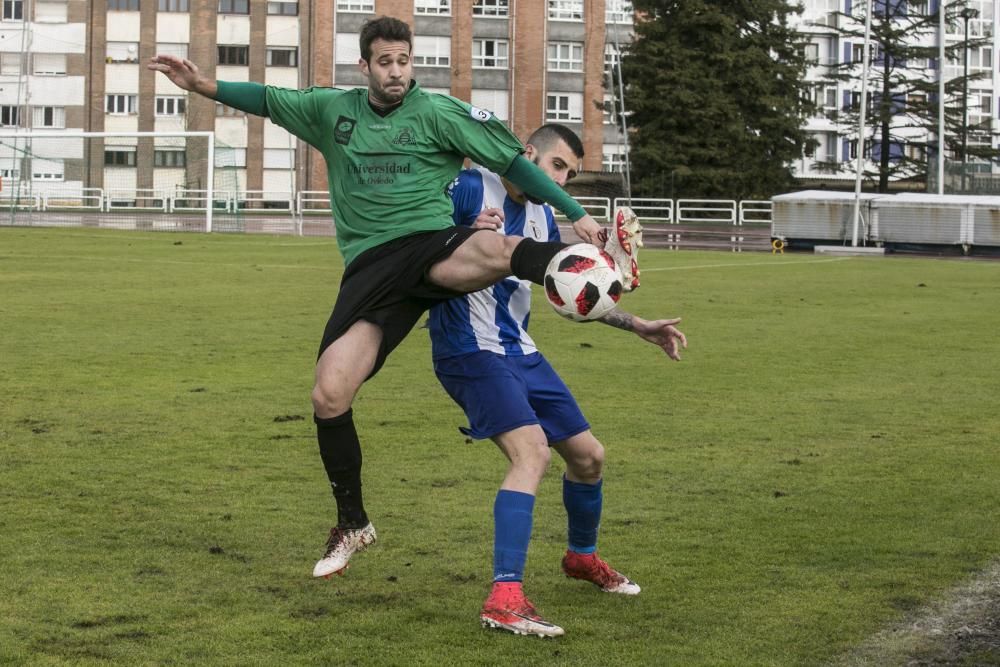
[543,243,623,321]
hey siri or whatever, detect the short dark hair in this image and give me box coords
[359,16,413,62]
[526,124,585,160]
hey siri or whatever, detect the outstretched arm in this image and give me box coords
[147,55,217,97]
[598,310,688,361]
[147,55,268,116]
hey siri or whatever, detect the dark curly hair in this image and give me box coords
[359,16,413,62]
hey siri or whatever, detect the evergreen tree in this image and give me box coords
[619,0,815,199]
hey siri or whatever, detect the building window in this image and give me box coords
[602,94,615,125]
[107,42,140,63]
[1,105,22,127]
[605,0,632,23]
[1,168,20,180]
[471,89,509,121]
[218,45,249,66]
[2,0,24,19]
[335,32,361,63]
[602,144,627,172]
[473,0,508,16]
[413,36,450,67]
[0,52,24,76]
[266,47,298,67]
[604,44,620,70]
[157,43,188,59]
[472,39,508,68]
[32,106,65,128]
[216,103,247,117]
[105,94,138,115]
[33,53,66,75]
[155,96,187,116]
[415,0,450,15]
[909,1,928,15]
[336,0,373,10]
[218,0,248,13]
[105,149,137,167]
[154,150,187,167]
[35,0,68,22]
[158,0,187,10]
[263,148,295,169]
[267,0,297,14]
[546,93,583,122]
[548,0,582,21]
[215,147,247,168]
[32,159,64,181]
[107,0,139,9]
[547,42,583,71]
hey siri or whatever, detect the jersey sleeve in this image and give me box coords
[430,95,524,175]
[447,170,486,228]
[264,86,342,149]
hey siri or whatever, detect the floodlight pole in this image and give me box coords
[960,7,979,193]
[851,0,873,247]
[937,2,946,194]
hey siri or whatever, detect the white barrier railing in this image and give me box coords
[616,197,675,223]
[297,190,332,214]
[738,200,773,225]
[1,192,42,211]
[676,199,737,225]
[171,189,230,213]
[576,196,611,221]
[231,190,294,212]
[105,188,170,212]
[42,188,104,211]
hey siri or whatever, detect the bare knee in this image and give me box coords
[562,438,605,483]
[311,381,353,418]
[511,441,552,479]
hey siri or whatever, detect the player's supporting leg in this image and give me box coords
[554,432,641,595]
[426,232,567,293]
[479,425,565,638]
[310,320,381,578]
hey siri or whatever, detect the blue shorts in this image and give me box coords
[434,351,589,443]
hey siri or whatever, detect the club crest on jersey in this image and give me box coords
[335,116,356,145]
[469,106,492,122]
[527,219,543,240]
[392,127,416,145]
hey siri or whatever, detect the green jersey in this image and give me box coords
[264,81,524,267]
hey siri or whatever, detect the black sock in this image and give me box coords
[315,410,369,528]
[509,238,568,285]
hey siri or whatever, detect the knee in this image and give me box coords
[570,441,605,482]
[513,440,552,477]
[311,381,351,418]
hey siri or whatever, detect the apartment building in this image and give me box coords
[792,0,997,187]
[0,0,633,201]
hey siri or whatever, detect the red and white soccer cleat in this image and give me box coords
[603,206,643,291]
[561,550,641,595]
[480,582,565,638]
[312,522,377,578]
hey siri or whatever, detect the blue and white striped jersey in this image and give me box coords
[429,167,561,360]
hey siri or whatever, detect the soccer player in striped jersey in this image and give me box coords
[428,124,687,637]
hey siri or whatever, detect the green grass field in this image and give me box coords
[2,227,999,666]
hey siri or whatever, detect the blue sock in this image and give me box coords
[563,476,602,554]
[493,489,535,583]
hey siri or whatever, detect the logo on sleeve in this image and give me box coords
[334,116,356,145]
[469,106,492,122]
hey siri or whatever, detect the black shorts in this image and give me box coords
[318,226,482,377]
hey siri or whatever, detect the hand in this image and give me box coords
[632,317,688,361]
[472,207,504,231]
[147,55,216,97]
[572,214,604,246]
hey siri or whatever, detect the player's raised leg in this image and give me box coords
[603,206,643,291]
[311,320,381,578]
[554,431,641,595]
[479,426,565,637]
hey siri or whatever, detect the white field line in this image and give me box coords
[642,257,853,272]
[827,558,1000,666]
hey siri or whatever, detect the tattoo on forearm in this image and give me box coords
[599,309,634,331]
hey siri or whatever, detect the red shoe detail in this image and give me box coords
[561,551,641,595]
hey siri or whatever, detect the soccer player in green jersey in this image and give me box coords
[148,16,643,579]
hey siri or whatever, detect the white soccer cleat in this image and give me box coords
[603,206,643,292]
[312,522,377,578]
